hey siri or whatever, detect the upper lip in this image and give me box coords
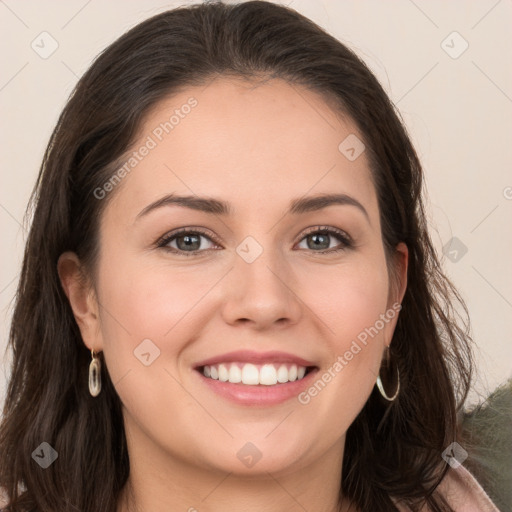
[194,350,317,369]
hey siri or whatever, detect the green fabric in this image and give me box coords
[461,378,512,512]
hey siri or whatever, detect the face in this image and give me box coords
[63,77,407,478]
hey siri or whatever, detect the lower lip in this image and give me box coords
[195,368,319,406]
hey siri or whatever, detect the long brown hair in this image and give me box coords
[0,2,473,510]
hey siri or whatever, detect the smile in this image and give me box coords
[200,362,312,385]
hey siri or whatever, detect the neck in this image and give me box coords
[117,422,353,512]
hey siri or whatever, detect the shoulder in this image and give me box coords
[434,464,500,511]
[393,464,500,511]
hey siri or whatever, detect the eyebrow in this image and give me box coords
[135,192,369,222]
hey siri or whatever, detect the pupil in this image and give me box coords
[178,234,200,251]
[310,233,328,250]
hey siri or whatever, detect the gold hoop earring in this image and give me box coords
[89,349,102,397]
[376,347,400,401]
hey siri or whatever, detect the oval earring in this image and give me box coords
[376,346,400,401]
[89,349,102,397]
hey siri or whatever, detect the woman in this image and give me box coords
[0,2,501,511]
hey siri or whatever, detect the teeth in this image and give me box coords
[260,364,277,385]
[242,363,259,385]
[277,364,288,383]
[201,362,309,385]
[229,364,242,383]
[218,364,229,382]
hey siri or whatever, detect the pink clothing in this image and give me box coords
[395,464,500,511]
[436,464,500,511]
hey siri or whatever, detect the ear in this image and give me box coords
[389,242,408,305]
[57,251,103,352]
[384,242,408,345]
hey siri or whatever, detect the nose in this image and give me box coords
[220,243,303,330]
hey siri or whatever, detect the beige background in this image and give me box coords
[1,0,511,409]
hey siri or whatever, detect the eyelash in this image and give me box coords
[156,226,353,257]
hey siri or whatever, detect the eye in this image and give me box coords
[157,228,220,256]
[295,226,353,253]
[156,225,353,257]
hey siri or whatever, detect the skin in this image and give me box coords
[58,76,408,512]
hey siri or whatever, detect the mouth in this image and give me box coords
[193,362,320,407]
[195,362,318,386]
[192,349,320,406]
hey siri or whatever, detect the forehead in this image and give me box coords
[105,76,378,222]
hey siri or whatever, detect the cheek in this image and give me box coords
[298,255,390,346]
[332,265,390,377]
[95,251,222,383]
[96,258,207,423]
[295,256,390,425]
[98,253,210,336]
